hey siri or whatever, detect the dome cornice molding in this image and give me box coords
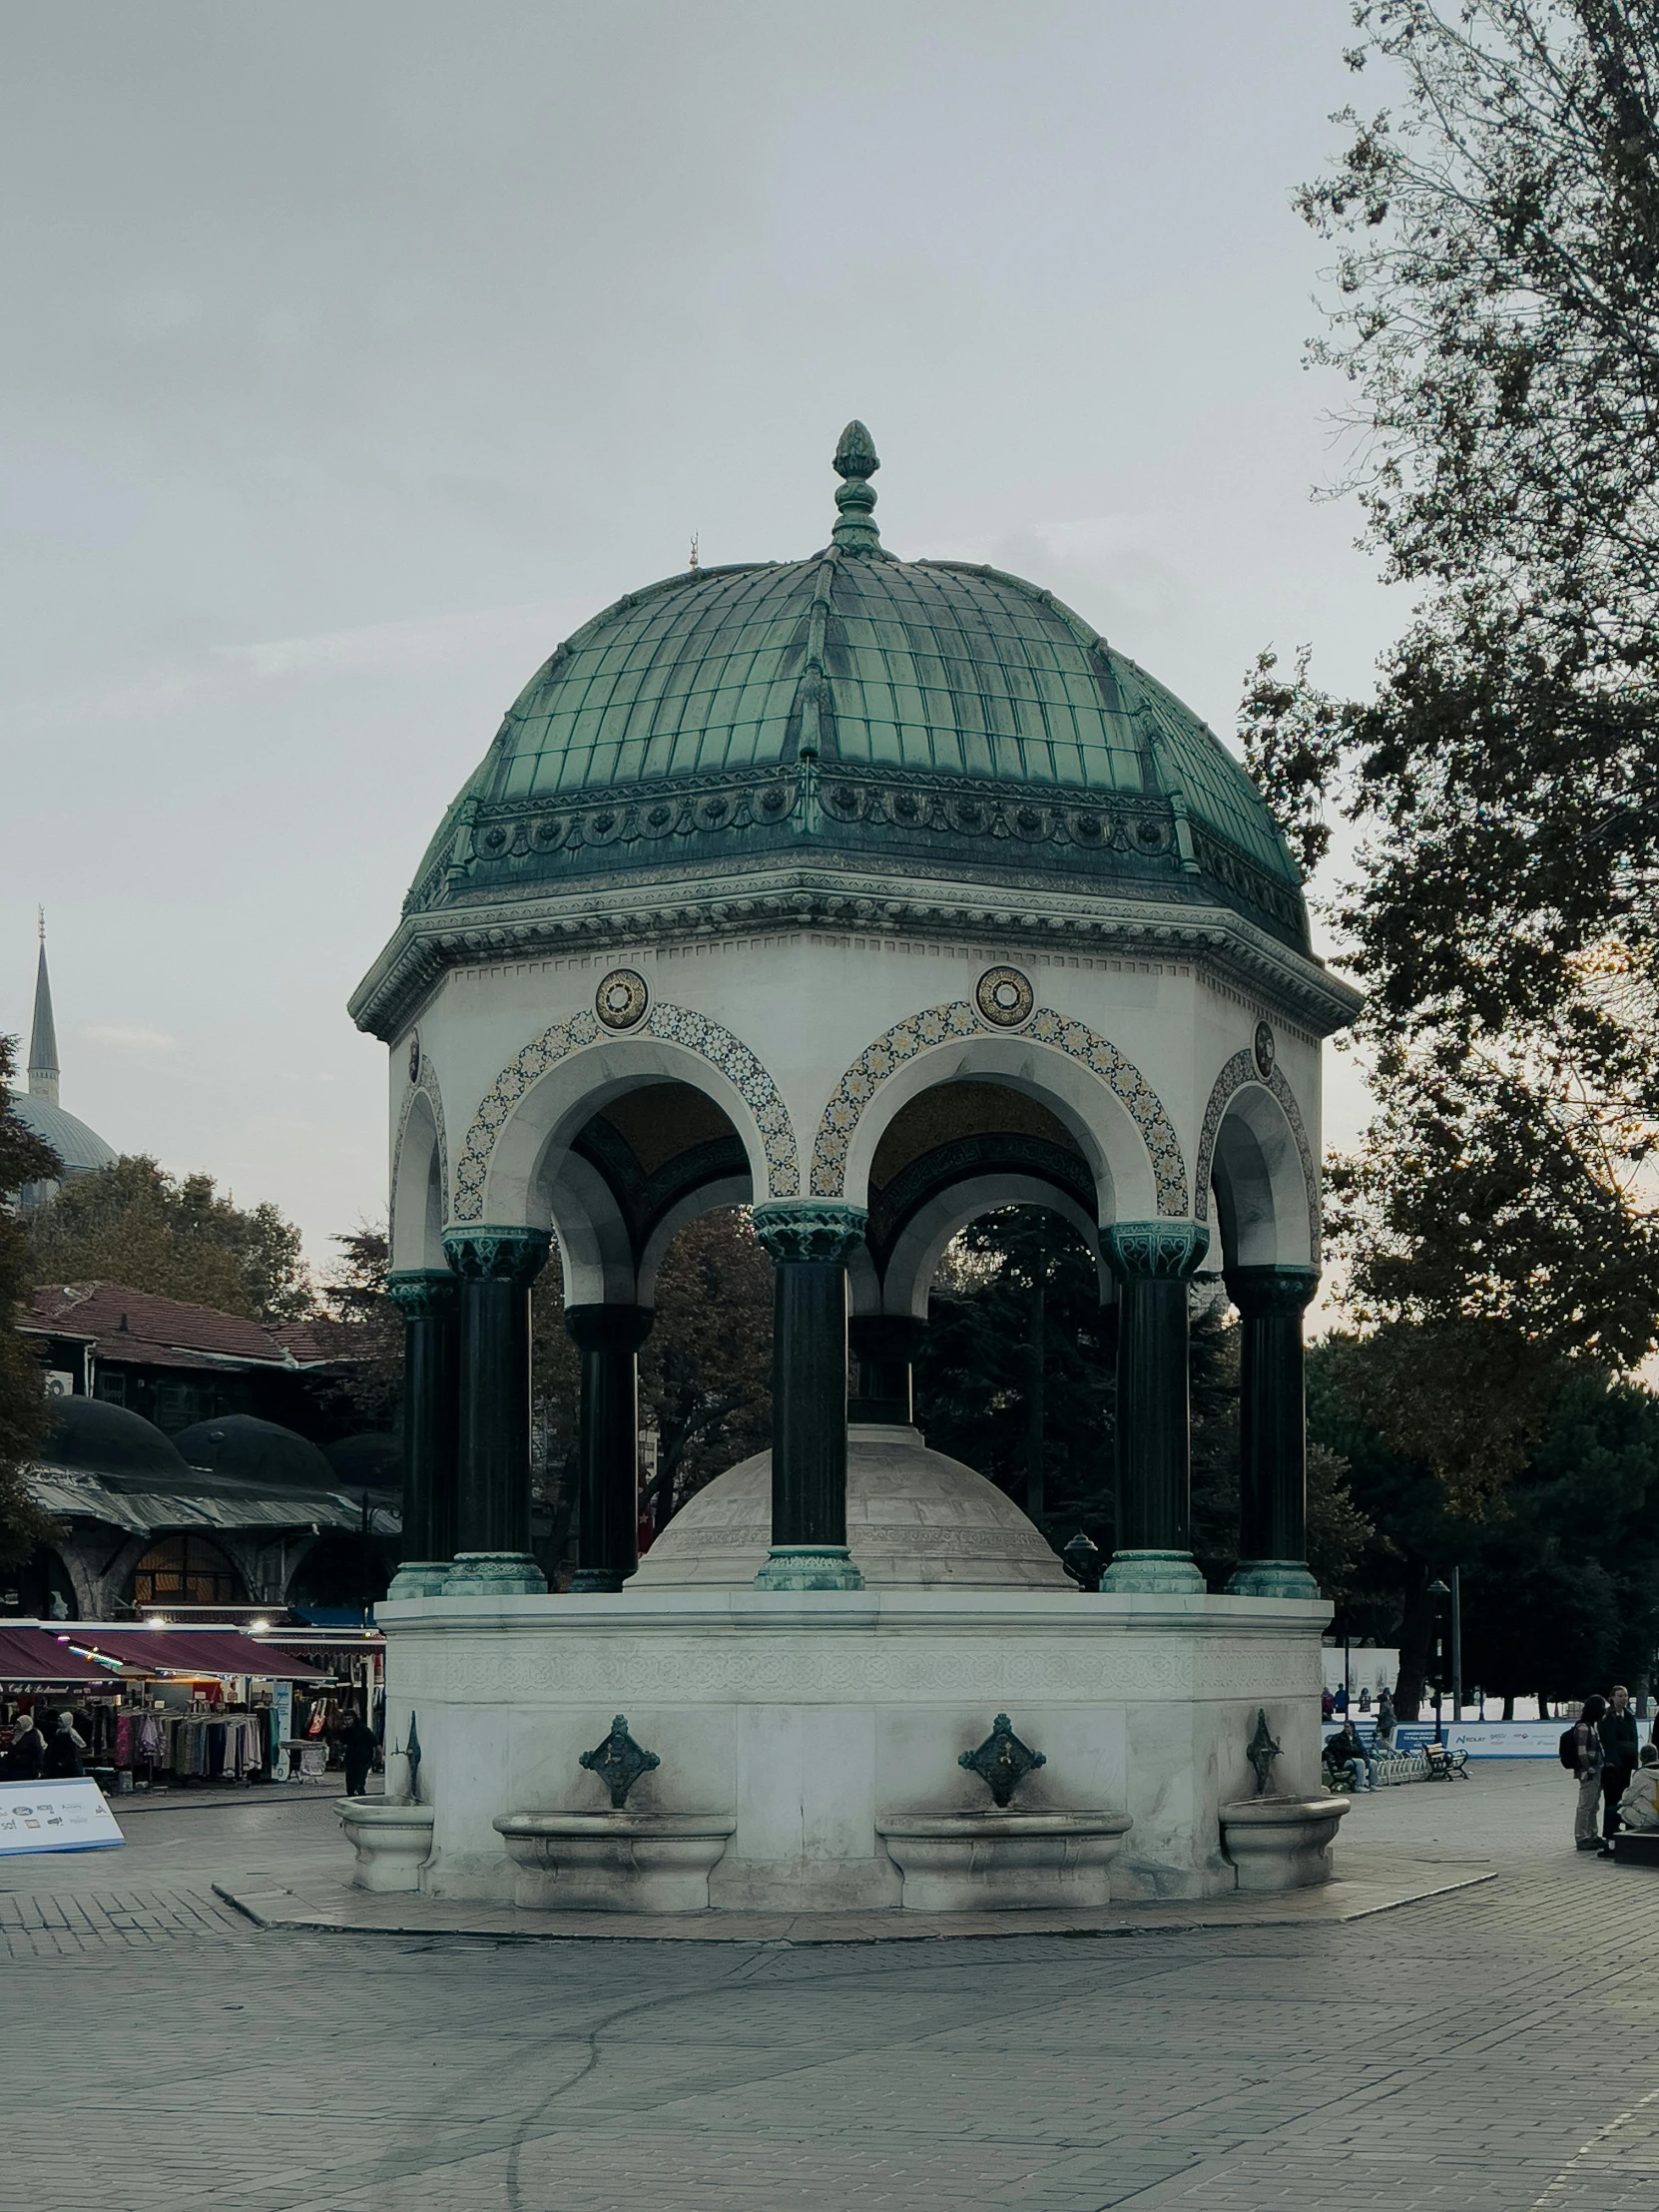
[404,758,1310,937]
[350,862,1361,1047]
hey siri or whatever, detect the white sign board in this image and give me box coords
[0,1779,125,1854]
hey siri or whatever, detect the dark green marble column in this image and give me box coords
[441,1227,551,1595]
[751,1202,867,1591]
[1100,1221,1209,1594]
[1225,1264,1322,1599]
[385,1268,460,1599]
[847,1315,926,1426]
[565,1304,654,1593]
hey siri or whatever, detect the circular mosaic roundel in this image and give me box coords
[975,965,1035,1028]
[1253,1020,1276,1080]
[596,969,650,1030]
[407,1032,421,1083]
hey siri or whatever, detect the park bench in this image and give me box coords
[1421,1741,1470,1781]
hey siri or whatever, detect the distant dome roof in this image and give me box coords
[170,1414,335,1491]
[323,1432,401,1492]
[41,1396,193,1483]
[402,427,1306,953]
[10,1093,116,1178]
[631,1423,1072,1591]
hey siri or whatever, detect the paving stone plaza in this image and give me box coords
[5,1761,1658,2211]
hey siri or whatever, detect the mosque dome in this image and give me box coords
[10,1093,116,1180]
[395,426,1305,968]
[629,1423,1072,1591]
[170,1413,337,1492]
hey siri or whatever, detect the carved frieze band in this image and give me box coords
[809,999,1188,1213]
[449,1002,800,1222]
[1192,1047,1321,1262]
[390,1053,451,1244]
[386,1632,1320,1705]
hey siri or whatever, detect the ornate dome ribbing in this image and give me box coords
[402,426,1305,955]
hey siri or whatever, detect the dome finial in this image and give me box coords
[830,420,882,553]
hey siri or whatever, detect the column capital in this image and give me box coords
[385,1268,459,1322]
[565,1303,655,1356]
[751,1201,867,1266]
[1102,1220,1210,1282]
[442,1226,552,1287]
[1224,1264,1322,1318]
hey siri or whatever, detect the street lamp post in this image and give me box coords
[1427,1578,1451,1745]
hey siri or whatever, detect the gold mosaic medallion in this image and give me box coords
[975,965,1034,1028]
[595,969,650,1030]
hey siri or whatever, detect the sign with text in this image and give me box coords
[0,1778,125,1854]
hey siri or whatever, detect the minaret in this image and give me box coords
[28,907,59,1106]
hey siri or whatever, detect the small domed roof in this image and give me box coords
[10,1093,116,1178]
[170,1414,336,1491]
[402,426,1306,952]
[41,1396,194,1483]
[323,1431,401,1492]
[630,1423,1072,1591]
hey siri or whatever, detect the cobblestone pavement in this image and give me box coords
[4,1764,1656,2210]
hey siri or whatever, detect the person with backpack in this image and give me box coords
[1563,1696,1606,1852]
[1599,1685,1640,1850]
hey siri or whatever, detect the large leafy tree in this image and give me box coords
[916,1208,1114,1550]
[917,1208,1371,1594]
[0,1037,67,1565]
[1246,1,1659,1497]
[527,1207,774,1575]
[28,1155,311,1325]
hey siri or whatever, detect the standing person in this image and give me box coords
[1570,1695,1606,1852]
[1322,1687,1336,1721]
[1599,1684,1640,1854]
[40,1712,87,1779]
[0,1713,43,1781]
[1375,1689,1396,1749]
[340,1710,378,1799]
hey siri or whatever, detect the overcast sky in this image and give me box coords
[1,1,1398,1269]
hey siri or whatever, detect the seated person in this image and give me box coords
[1323,1719,1376,1793]
[1617,1745,1659,1833]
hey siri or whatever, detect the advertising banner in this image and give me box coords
[0,1778,125,1854]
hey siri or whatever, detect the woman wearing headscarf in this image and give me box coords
[40,1711,87,1779]
[0,1713,44,1781]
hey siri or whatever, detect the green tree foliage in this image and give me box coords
[1244,3,1659,1497]
[640,1208,773,1518]
[311,1224,402,1430]
[528,1208,774,1573]
[915,1209,1113,1549]
[27,1155,311,1325]
[916,1208,1371,1595]
[1310,1331,1659,1713]
[0,1036,66,1565]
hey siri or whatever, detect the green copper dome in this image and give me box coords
[405,426,1306,949]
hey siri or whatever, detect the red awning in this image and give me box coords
[52,1628,329,1679]
[0,1627,120,1683]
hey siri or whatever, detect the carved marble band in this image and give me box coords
[449,999,802,1222]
